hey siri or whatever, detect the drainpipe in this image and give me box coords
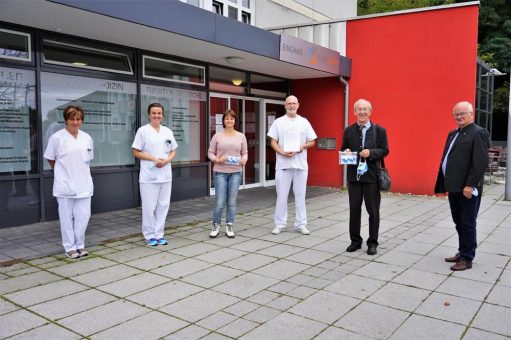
[339,76,349,189]
[506,70,511,200]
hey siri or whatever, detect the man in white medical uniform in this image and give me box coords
[132,103,178,246]
[267,95,317,235]
[44,105,93,259]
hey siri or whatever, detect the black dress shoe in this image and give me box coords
[346,243,361,252]
[444,253,460,263]
[367,246,377,255]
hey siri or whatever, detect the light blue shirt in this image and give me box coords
[359,121,372,148]
[442,131,459,176]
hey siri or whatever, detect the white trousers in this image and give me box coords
[275,168,308,227]
[57,197,91,252]
[140,182,171,240]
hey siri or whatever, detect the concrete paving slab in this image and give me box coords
[58,300,150,336]
[0,298,19,316]
[151,258,213,279]
[252,259,310,280]
[181,265,244,288]
[388,314,465,340]
[97,271,169,298]
[196,311,238,331]
[334,301,410,339]
[159,290,239,323]
[471,303,511,337]
[367,282,430,312]
[71,263,142,287]
[325,273,385,299]
[315,326,374,340]
[4,279,87,306]
[223,253,276,271]
[436,276,494,301]
[290,290,360,324]
[415,292,482,325]
[240,312,327,340]
[162,324,210,340]
[0,270,62,295]
[126,280,203,309]
[93,311,188,339]
[0,309,48,338]
[28,289,116,320]
[463,327,511,340]
[8,323,81,340]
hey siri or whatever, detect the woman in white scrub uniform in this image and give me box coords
[44,106,93,259]
[132,103,177,246]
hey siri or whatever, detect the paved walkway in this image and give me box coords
[1,184,510,339]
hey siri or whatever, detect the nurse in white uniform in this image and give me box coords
[132,103,178,246]
[44,105,93,259]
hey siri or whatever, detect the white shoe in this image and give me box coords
[210,223,220,238]
[295,225,310,235]
[272,224,285,235]
[226,223,235,238]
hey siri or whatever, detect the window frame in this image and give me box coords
[42,39,134,75]
[0,28,32,62]
[142,55,206,86]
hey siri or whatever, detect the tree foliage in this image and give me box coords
[358,0,455,16]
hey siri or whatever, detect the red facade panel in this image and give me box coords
[294,4,479,194]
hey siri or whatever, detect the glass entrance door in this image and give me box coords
[209,94,283,194]
[264,100,286,185]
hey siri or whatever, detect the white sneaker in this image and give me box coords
[295,225,310,235]
[272,224,286,235]
[210,223,220,238]
[226,223,235,238]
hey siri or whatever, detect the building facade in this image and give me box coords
[0,0,479,228]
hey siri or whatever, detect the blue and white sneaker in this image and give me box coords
[157,238,168,245]
[146,238,158,246]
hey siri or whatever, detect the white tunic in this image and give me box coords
[132,124,178,183]
[44,129,94,198]
[267,115,317,170]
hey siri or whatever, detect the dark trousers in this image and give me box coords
[348,181,381,246]
[448,192,481,261]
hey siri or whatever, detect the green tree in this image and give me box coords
[358,0,455,16]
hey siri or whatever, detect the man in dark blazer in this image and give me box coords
[435,101,490,271]
[341,99,389,255]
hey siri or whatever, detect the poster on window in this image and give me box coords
[141,84,205,163]
[0,67,36,173]
[41,72,137,169]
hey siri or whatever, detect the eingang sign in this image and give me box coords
[279,34,340,75]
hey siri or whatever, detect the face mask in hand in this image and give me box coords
[356,159,368,180]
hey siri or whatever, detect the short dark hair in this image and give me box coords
[147,102,164,115]
[222,109,237,128]
[63,105,84,121]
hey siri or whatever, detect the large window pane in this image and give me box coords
[0,28,31,62]
[0,67,37,174]
[143,56,205,86]
[41,72,137,169]
[209,66,246,94]
[141,84,206,164]
[250,74,288,98]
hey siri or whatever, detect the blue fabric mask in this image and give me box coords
[357,159,368,180]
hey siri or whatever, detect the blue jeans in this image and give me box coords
[213,171,242,225]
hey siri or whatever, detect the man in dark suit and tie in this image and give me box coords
[342,99,389,255]
[435,101,490,271]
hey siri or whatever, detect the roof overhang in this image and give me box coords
[0,0,351,79]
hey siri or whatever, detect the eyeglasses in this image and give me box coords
[453,112,471,117]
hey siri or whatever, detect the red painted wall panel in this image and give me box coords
[295,4,479,194]
[292,77,344,187]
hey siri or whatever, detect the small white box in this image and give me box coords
[339,151,358,165]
